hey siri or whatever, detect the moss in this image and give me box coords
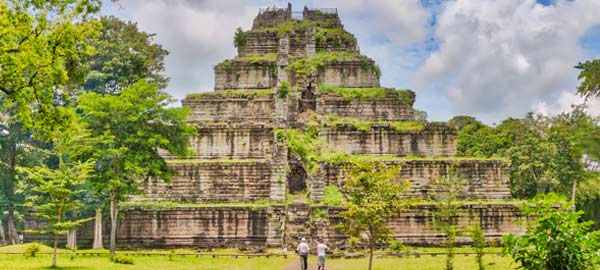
[215,59,234,69]
[121,200,281,209]
[238,53,277,64]
[185,89,273,100]
[389,121,424,132]
[166,158,267,164]
[318,85,414,105]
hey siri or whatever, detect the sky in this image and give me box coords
[102,0,600,124]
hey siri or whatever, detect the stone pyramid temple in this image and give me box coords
[30,4,524,248]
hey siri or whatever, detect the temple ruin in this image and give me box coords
[26,4,523,249]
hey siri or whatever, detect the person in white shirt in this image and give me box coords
[296,237,309,270]
[316,238,328,270]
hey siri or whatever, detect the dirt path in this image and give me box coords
[281,258,323,270]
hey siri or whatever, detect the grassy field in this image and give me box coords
[0,244,518,270]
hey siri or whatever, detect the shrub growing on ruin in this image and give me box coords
[233,27,247,48]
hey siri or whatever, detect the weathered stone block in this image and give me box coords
[319,122,457,157]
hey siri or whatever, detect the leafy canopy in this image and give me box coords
[503,193,600,270]
[0,0,101,131]
[77,80,195,200]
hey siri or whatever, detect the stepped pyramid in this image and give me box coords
[25,4,522,248]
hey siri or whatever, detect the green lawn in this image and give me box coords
[0,244,518,270]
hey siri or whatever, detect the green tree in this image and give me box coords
[576,59,600,99]
[503,193,600,270]
[77,80,195,255]
[83,16,169,94]
[233,27,246,49]
[337,156,409,270]
[76,15,170,249]
[0,98,46,245]
[0,0,100,131]
[430,165,466,270]
[469,223,486,270]
[20,112,94,267]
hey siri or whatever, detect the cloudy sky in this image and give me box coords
[102,0,600,124]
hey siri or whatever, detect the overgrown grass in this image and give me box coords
[320,114,424,132]
[0,245,517,270]
[185,89,273,100]
[318,85,414,104]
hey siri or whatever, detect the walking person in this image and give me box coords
[296,237,309,270]
[316,238,328,270]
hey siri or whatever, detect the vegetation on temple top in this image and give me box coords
[314,114,424,132]
[318,85,414,104]
[287,52,381,81]
[253,19,356,48]
[186,89,274,99]
[233,27,246,48]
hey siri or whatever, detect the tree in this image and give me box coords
[77,15,170,249]
[0,0,100,131]
[77,80,195,255]
[83,16,169,94]
[0,98,46,245]
[503,193,600,270]
[20,112,94,267]
[337,157,410,270]
[233,27,246,49]
[576,59,600,99]
[429,165,466,270]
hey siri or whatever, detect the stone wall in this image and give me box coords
[316,94,414,121]
[322,159,512,200]
[319,123,456,157]
[214,61,277,90]
[117,207,271,248]
[190,124,275,159]
[252,4,291,29]
[24,203,522,248]
[183,94,275,123]
[317,60,380,87]
[238,31,279,57]
[137,161,274,203]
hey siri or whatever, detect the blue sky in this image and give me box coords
[103,0,600,123]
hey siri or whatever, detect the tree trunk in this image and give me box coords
[109,198,118,256]
[92,208,103,249]
[7,134,20,245]
[0,216,6,246]
[7,209,20,245]
[571,178,577,202]
[52,233,58,267]
[67,228,77,249]
[368,240,374,270]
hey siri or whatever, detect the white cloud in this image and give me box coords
[415,0,600,123]
[104,0,262,101]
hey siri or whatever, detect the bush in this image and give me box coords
[503,193,600,270]
[111,255,135,265]
[23,243,41,259]
[277,81,289,98]
[233,27,246,48]
[388,240,405,253]
[322,185,344,206]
